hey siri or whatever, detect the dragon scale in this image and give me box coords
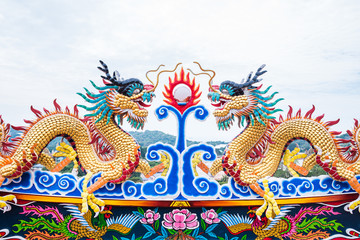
[0,60,159,214]
[228,115,354,185]
[207,64,360,218]
[5,111,138,182]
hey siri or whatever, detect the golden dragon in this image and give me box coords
[205,64,360,219]
[0,60,167,215]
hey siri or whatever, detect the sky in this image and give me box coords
[0,0,359,142]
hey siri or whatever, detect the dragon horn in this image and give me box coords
[98,60,122,86]
[238,64,267,89]
[114,70,123,82]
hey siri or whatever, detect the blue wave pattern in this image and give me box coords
[141,144,180,198]
[182,144,219,198]
[0,104,357,200]
[1,170,357,200]
[0,165,357,200]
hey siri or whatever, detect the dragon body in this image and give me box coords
[0,61,163,214]
[2,105,139,181]
[207,64,360,218]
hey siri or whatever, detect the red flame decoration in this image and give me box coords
[163,68,202,114]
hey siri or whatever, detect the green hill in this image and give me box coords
[128,130,205,147]
[128,130,228,158]
[129,130,177,147]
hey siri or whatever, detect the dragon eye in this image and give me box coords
[133,88,141,95]
[220,84,234,96]
[127,83,144,96]
[221,89,229,95]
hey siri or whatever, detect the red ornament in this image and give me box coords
[163,68,202,114]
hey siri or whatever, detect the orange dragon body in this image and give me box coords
[207,64,360,218]
[0,61,164,214]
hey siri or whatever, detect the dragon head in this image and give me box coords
[78,61,163,129]
[208,64,283,130]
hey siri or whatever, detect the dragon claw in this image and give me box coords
[283,147,308,177]
[0,194,17,213]
[53,142,77,160]
[192,152,202,177]
[345,196,360,214]
[81,191,105,216]
[80,172,106,216]
[53,142,78,173]
[255,179,280,219]
[160,152,171,177]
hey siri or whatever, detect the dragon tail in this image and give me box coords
[13,215,77,239]
[21,205,65,223]
[295,215,343,234]
[292,206,340,223]
[24,230,69,240]
[284,206,343,239]
[13,216,62,233]
[15,206,77,238]
[289,230,330,240]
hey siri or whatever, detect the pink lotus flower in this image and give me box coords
[201,209,220,225]
[162,209,199,230]
[140,209,160,224]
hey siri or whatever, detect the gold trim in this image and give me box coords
[190,194,357,207]
[5,193,357,208]
[170,201,191,207]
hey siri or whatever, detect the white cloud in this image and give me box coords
[0,0,359,141]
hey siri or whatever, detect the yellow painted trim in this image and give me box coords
[170,201,191,207]
[191,194,358,207]
[6,192,357,208]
